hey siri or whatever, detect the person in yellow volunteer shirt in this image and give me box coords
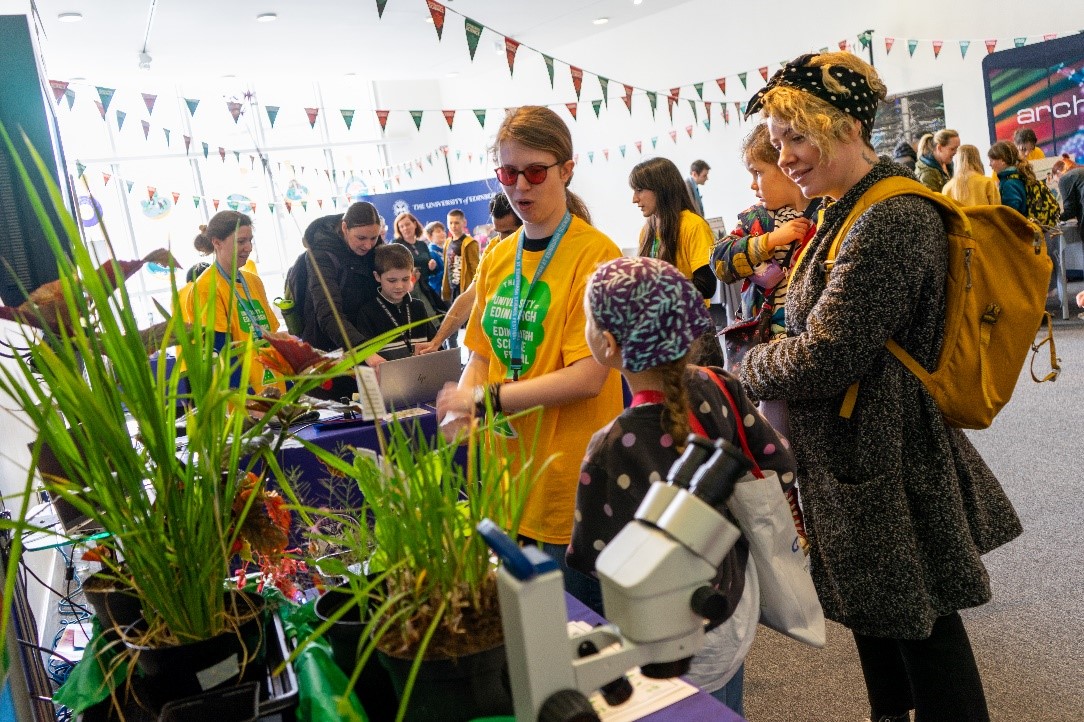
[436,105,623,606]
[184,210,282,393]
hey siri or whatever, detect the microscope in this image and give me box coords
[478,434,751,722]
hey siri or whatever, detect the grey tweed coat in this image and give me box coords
[740,159,1022,639]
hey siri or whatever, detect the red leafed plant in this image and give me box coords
[231,471,304,599]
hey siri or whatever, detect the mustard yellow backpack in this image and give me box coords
[826,176,1059,429]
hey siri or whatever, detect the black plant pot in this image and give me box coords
[313,587,398,722]
[377,644,512,722]
[124,591,267,711]
[82,572,142,641]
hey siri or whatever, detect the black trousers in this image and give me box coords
[853,612,990,722]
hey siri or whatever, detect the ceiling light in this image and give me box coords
[255,12,278,23]
[446,71,459,78]
[137,51,152,71]
[633,0,644,5]
[593,17,609,25]
[57,12,83,23]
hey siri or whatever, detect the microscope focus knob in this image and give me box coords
[691,585,731,622]
[538,689,600,722]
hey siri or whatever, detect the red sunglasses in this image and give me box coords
[494,162,562,186]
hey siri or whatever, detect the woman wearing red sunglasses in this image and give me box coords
[437,105,623,607]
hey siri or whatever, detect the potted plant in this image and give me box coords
[301,403,548,722]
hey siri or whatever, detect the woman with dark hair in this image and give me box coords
[436,105,623,604]
[987,141,1029,216]
[741,51,1021,722]
[630,156,722,365]
[184,210,282,392]
[392,211,445,313]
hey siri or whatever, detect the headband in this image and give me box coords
[588,257,713,374]
[745,54,879,135]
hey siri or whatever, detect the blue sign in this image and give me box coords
[359,177,502,237]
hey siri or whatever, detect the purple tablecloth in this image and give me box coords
[564,593,746,722]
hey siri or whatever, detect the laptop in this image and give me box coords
[371,348,463,411]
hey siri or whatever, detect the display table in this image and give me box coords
[1055,221,1082,319]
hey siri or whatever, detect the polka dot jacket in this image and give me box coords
[567,366,797,585]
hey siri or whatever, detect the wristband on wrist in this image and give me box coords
[488,383,503,415]
[473,383,504,416]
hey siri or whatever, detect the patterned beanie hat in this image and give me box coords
[587,256,713,373]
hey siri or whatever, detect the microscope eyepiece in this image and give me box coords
[666,434,716,488]
[688,439,751,509]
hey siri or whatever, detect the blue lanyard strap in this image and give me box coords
[510,211,572,380]
[215,261,266,339]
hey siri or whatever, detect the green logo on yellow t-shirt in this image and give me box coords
[237,298,269,334]
[483,274,550,378]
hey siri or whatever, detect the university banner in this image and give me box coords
[358,177,502,240]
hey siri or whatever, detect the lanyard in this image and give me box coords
[650,236,660,259]
[375,293,413,354]
[214,261,266,339]
[510,211,571,380]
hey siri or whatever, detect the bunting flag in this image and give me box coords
[738,72,748,89]
[193,197,200,209]
[646,91,657,118]
[96,86,115,113]
[218,147,226,162]
[716,77,726,96]
[74,161,86,177]
[907,39,919,56]
[268,203,275,214]
[427,0,446,40]
[858,30,873,49]
[885,37,895,54]
[266,105,279,127]
[505,37,520,75]
[141,120,150,139]
[689,99,698,124]
[249,202,257,214]
[411,110,424,130]
[592,99,602,118]
[443,109,456,129]
[464,18,483,60]
[543,55,555,88]
[759,66,769,82]
[171,191,180,204]
[692,82,704,100]
[227,101,243,123]
[985,39,997,54]
[375,0,388,18]
[570,67,584,100]
[1043,33,1056,41]
[473,109,486,127]
[602,149,609,161]
[598,76,609,105]
[341,109,355,130]
[63,89,75,110]
[147,186,156,201]
[685,125,693,139]
[125,180,134,194]
[932,40,944,58]
[723,105,730,125]
[213,199,221,211]
[233,151,241,163]
[141,92,156,115]
[634,140,642,153]
[619,145,626,157]
[102,172,111,185]
[666,91,678,120]
[116,110,126,131]
[317,199,324,209]
[285,200,293,213]
[959,40,970,58]
[587,151,594,163]
[185,98,199,116]
[704,101,712,130]
[305,107,319,128]
[565,102,577,120]
[650,136,658,149]
[49,80,68,104]
[1014,37,1026,48]
[163,128,171,146]
[202,142,209,159]
[622,84,634,112]
[669,129,678,143]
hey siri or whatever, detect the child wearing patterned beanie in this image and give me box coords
[567,256,796,715]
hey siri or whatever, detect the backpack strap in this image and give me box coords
[1030,312,1061,383]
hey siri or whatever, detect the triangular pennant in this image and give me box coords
[464,18,483,61]
[602,149,609,161]
[543,55,555,88]
[473,109,486,127]
[667,91,678,120]
[301,201,309,212]
[411,110,424,130]
[75,161,86,177]
[716,77,727,96]
[317,199,324,209]
[185,98,199,116]
[691,82,704,100]
[141,92,156,115]
[634,140,642,153]
[704,101,712,125]
[266,105,279,127]
[985,39,997,54]
[95,100,105,119]
[341,109,355,130]
[685,125,693,139]
[669,129,678,143]
[375,0,388,18]
[147,186,156,201]
[591,99,602,118]
[858,31,873,49]
[689,99,698,123]
[305,107,319,128]
[932,40,944,58]
[96,86,115,113]
[885,37,895,54]
[427,0,446,40]
[218,146,226,162]
[426,153,433,165]
[376,110,390,131]
[227,101,243,123]
[907,39,919,56]
[650,137,658,149]
[125,180,134,194]
[565,102,578,120]
[1043,33,1057,41]
[249,202,257,214]
[759,66,770,82]
[959,40,970,58]
[504,37,520,76]
[171,191,180,204]
[587,151,594,163]
[723,105,730,125]
[141,120,150,139]
[183,136,193,154]
[64,89,75,110]
[102,172,111,185]
[115,110,126,131]
[285,200,293,213]
[619,145,626,158]
[738,72,748,89]
[571,67,585,100]
[599,76,609,105]
[622,84,634,112]
[268,203,275,214]
[213,199,220,211]
[646,91,657,118]
[703,118,711,132]
[1014,37,1027,48]
[443,109,456,129]
[193,197,201,209]
[163,128,171,146]
[49,80,68,104]
[233,151,240,163]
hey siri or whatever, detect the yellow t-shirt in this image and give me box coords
[184,265,283,393]
[464,216,623,544]
[645,209,715,305]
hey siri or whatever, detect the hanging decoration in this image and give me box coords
[341,109,355,130]
[427,0,446,40]
[465,18,484,60]
[142,93,156,115]
[305,107,320,128]
[505,37,520,75]
[571,66,584,100]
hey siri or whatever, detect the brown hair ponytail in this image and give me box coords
[658,357,691,451]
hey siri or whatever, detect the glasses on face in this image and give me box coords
[494,162,562,186]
